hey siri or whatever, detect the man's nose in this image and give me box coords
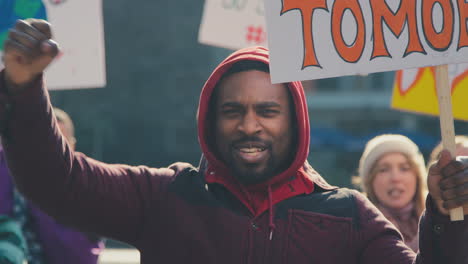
[238,111,261,135]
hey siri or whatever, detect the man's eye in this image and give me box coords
[260,109,279,116]
[221,109,239,116]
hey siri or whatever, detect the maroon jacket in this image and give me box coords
[0,47,467,263]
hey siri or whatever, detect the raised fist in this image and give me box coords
[2,19,59,92]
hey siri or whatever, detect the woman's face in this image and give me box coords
[372,152,418,209]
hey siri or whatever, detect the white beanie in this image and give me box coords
[358,134,426,194]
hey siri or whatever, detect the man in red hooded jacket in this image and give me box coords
[1,19,468,264]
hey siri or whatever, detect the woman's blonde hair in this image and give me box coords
[354,134,427,218]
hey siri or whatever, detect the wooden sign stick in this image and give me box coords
[435,64,464,221]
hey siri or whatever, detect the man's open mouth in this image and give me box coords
[233,142,269,164]
[238,147,266,153]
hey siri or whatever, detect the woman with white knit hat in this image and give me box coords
[355,134,427,252]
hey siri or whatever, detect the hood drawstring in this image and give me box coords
[267,185,276,240]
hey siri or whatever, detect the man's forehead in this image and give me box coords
[216,75,289,105]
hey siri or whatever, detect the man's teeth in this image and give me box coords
[239,148,265,153]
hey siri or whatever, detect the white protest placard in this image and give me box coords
[0,0,106,90]
[265,0,468,84]
[199,0,267,50]
[44,0,106,90]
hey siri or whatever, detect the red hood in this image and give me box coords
[197,46,321,216]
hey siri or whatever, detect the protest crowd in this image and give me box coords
[1,1,468,263]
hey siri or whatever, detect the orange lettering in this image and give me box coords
[457,0,468,50]
[370,0,426,59]
[422,0,454,51]
[281,0,328,68]
[331,0,365,63]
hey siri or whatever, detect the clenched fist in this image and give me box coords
[428,150,468,216]
[2,19,59,93]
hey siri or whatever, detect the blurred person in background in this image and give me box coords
[428,135,468,167]
[2,19,468,263]
[354,134,427,252]
[0,107,102,264]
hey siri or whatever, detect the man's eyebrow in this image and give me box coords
[255,102,281,108]
[220,101,281,108]
[220,102,243,108]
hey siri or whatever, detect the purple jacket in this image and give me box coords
[0,145,101,264]
[0,153,13,216]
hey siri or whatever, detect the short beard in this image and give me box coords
[228,155,278,185]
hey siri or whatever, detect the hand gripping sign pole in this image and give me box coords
[435,64,464,221]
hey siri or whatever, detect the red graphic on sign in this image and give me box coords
[50,0,66,5]
[246,25,266,45]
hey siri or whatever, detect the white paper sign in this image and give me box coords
[0,0,106,90]
[265,0,468,84]
[199,0,267,50]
